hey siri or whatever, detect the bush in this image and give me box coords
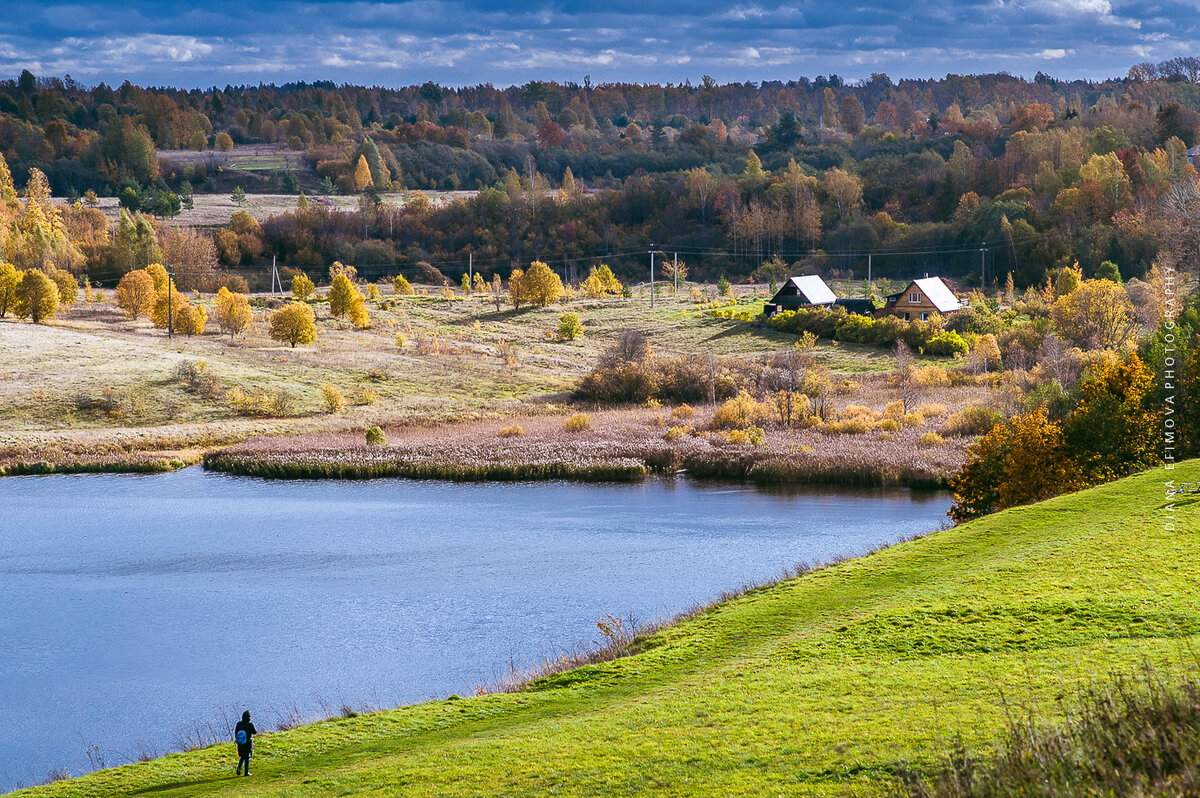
[498,424,524,438]
[364,426,388,445]
[329,274,356,318]
[918,432,944,447]
[940,405,1004,437]
[116,270,156,319]
[227,387,295,417]
[393,274,414,296]
[564,412,592,432]
[923,330,970,357]
[663,425,693,441]
[710,390,771,429]
[671,404,697,419]
[175,303,207,336]
[16,269,59,323]
[558,312,583,340]
[321,383,346,413]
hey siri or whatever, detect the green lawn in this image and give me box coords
[18,464,1197,797]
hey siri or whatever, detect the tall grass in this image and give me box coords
[896,670,1200,797]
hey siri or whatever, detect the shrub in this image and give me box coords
[671,404,697,419]
[564,412,593,432]
[822,417,872,435]
[355,388,379,405]
[663,425,693,441]
[321,383,346,414]
[393,274,415,296]
[710,390,771,429]
[0,263,20,318]
[292,272,315,300]
[923,330,970,357]
[558,312,583,340]
[883,400,906,419]
[348,294,371,328]
[940,405,1004,437]
[366,283,380,301]
[269,302,317,347]
[175,303,207,336]
[364,426,388,446]
[904,411,926,427]
[227,387,295,417]
[916,402,947,417]
[498,424,524,438]
[717,275,731,296]
[919,432,944,447]
[47,267,78,306]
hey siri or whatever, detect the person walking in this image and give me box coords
[234,710,257,776]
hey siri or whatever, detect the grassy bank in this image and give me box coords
[16,460,1197,797]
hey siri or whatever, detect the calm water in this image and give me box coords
[0,468,949,789]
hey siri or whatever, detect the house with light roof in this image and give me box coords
[875,276,964,322]
[764,275,837,316]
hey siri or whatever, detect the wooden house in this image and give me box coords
[764,275,837,316]
[875,277,963,322]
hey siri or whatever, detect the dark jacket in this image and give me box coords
[235,719,257,754]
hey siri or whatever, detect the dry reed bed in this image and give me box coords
[205,406,970,487]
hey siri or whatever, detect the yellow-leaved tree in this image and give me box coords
[292,272,315,300]
[269,302,317,348]
[1051,278,1137,350]
[348,293,371,329]
[15,269,60,323]
[0,263,21,318]
[393,274,414,296]
[329,273,356,318]
[175,303,207,336]
[215,286,253,340]
[116,269,156,319]
[519,261,563,307]
[353,155,373,192]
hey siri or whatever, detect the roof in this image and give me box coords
[910,277,962,313]
[785,275,837,305]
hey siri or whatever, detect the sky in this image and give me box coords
[0,0,1192,89]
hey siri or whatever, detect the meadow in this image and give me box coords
[11,458,1195,796]
[0,281,982,479]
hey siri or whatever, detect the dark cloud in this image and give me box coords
[0,0,1188,87]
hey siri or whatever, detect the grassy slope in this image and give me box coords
[18,462,1198,797]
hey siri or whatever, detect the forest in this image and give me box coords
[4,60,1200,287]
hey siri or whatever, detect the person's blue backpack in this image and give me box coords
[236,729,248,745]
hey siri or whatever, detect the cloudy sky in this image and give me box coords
[0,0,1189,88]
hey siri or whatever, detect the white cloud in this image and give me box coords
[1036,48,1070,58]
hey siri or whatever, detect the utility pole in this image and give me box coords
[673,252,679,294]
[167,264,174,339]
[271,255,281,295]
[649,248,655,308]
[980,246,986,288]
[867,253,872,286]
[468,252,473,287]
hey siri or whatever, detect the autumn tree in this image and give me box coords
[215,287,252,340]
[0,263,20,317]
[393,274,414,296]
[508,266,526,309]
[292,272,315,300]
[823,167,863,218]
[116,269,156,319]
[175,303,207,336]
[214,132,234,151]
[269,302,318,347]
[839,95,865,136]
[348,292,371,328]
[15,269,60,323]
[329,273,356,318]
[353,155,373,192]
[949,405,1082,522]
[1062,353,1160,484]
[519,261,563,307]
[1051,279,1137,349]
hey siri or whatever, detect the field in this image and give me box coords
[13,458,1196,796]
[0,283,988,477]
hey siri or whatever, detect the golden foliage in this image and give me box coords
[15,269,59,323]
[292,272,315,300]
[175,303,207,336]
[321,383,346,413]
[116,270,156,319]
[393,274,414,296]
[0,263,20,318]
[215,287,252,340]
[564,412,593,432]
[269,302,317,348]
[329,273,356,318]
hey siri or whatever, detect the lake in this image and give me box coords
[0,467,950,789]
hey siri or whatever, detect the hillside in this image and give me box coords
[15,461,1197,797]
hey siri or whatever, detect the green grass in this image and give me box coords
[19,461,1199,797]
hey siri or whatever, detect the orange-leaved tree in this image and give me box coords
[1062,353,1161,484]
[949,405,1083,523]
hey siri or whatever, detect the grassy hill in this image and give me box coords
[17,462,1198,797]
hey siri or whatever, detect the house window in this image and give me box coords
[908,292,920,303]
[902,312,911,321]
[920,312,929,321]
